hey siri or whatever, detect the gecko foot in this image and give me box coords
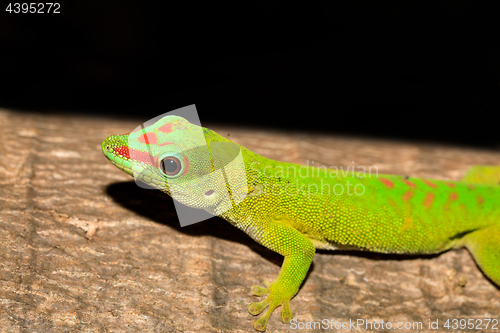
[248,280,295,331]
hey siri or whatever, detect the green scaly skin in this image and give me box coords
[102,116,500,331]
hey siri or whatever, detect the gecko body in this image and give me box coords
[102,116,500,331]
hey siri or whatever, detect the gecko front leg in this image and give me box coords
[243,218,315,331]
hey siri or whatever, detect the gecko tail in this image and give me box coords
[461,166,500,186]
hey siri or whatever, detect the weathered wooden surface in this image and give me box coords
[0,108,499,333]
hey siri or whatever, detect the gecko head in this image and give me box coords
[102,115,249,215]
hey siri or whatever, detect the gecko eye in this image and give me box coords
[161,157,181,175]
[158,153,185,178]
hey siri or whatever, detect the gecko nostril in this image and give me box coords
[205,190,215,196]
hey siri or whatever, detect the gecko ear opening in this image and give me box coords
[126,104,249,227]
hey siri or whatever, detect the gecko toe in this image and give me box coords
[280,300,293,323]
[251,284,269,296]
[253,316,268,331]
[248,299,269,315]
[253,302,280,332]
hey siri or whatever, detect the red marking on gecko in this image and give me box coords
[402,191,414,201]
[127,148,158,166]
[402,216,413,232]
[403,179,416,187]
[424,193,435,208]
[158,123,173,134]
[379,178,394,188]
[138,132,158,145]
[423,180,437,188]
[114,146,130,159]
[158,142,174,147]
[449,192,458,200]
[467,184,476,189]
[445,182,455,188]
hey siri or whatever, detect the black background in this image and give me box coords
[0,0,498,146]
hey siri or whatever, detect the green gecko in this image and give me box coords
[102,115,500,331]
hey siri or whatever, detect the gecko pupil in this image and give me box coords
[161,157,181,175]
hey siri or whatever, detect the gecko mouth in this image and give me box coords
[205,190,215,197]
